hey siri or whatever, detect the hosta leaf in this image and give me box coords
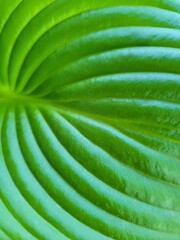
[0,0,180,239]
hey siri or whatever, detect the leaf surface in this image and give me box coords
[0,0,180,239]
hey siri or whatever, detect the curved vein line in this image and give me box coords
[0,0,22,86]
[0,199,38,240]
[0,226,12,240]
[33,109,180,236]
[57,105,180,165]
[0,1,22,38]
[48,71,180,103]
[57,108,180,190]
[52,103,180,137]
[14,1,108,91]
[19,26,180,94]
[48,71,180,102]
[39,108,180,212]
[61,113,180,187]
[118,123,180,147]
[112,124,180,162]
[29,46,180,96]
[23,108,120,238]
[0,161,44,240]
[25,108,180,234]
[21,109,116,237]
[0,194,43,240]
[1,109,69,240]
[7,1,54,87]
[54,97,180,107]
[20,109,174,236]
[11,132,72,239]
[8,107,111,240]
[17,5,180,93]
[0,107,39,240]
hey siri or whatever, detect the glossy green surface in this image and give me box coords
[0,0,180,239]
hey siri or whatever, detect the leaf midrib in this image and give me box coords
[0,85,50,105]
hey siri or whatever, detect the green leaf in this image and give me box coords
[0,0,180,239]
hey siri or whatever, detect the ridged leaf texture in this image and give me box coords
[0,0,180,239]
